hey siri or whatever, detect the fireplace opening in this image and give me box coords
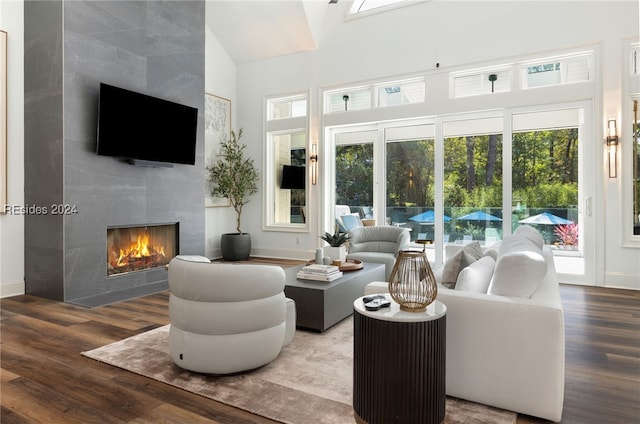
[107,223,178,277]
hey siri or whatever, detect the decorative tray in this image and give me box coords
[305,259,364,272]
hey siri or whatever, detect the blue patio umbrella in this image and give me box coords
[458,211,502,221]
[409,210,452,223]
[519,212,573,225]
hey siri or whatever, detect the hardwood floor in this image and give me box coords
[1,261,638,423]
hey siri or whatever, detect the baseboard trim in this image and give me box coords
[1,280,26,298]
[604,271,640,290]
[251,247,313,261]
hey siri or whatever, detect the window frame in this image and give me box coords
[324,77,425,114]
[264,92,310,233]
[520,51,593,89]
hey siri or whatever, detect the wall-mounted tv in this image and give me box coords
[96,83,198,166]
[280,165,306,190]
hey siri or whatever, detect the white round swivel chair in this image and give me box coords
[168,256,296,374]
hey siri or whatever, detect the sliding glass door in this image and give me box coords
[510,106,594,284]
[443,117,504,250]
[333,130,376,227]
[327,103,595,284]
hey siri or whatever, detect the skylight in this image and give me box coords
[349,0,415,15]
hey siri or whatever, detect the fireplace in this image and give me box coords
[107,223,178,277]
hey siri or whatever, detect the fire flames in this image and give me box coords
[109,233,167,274]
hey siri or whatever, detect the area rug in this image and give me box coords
[82,318,516,424]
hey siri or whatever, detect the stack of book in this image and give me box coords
[296,263,343,282]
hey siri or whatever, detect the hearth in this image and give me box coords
[107,223,178,277]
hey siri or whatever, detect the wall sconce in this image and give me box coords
[606,119,619,178]
[310,144,318,185]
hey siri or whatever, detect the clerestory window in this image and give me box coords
[522,52,592,88]
[324,77,425,114]
[450,68,512,98]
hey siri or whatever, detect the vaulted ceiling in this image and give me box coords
[205,0,343,64]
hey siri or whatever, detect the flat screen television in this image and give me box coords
[97,83,198,166]
[280,165,306,189]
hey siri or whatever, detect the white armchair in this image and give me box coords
[168,256,296,374]
[346,226,410,280]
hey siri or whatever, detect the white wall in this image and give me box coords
[0,0,25,297]
[235,1,640,288]
[204,21,238,258]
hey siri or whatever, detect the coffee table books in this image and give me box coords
[296,264,343,282]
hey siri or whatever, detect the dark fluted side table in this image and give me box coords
[353,295,446,424]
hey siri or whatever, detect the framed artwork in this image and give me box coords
[0,30,6,213]
[205,93,231,207]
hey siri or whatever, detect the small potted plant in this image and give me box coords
[320,226,349,263]
[207,128,259,261]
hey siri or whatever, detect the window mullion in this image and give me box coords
[502,112,513,238]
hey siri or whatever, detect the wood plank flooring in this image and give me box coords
[1,259,638,423]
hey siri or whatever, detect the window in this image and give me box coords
[327,105,592,279]
[270,131,307,225]
[512,127,578,249]
[449,51,594,98]
[335,131,375,214]
[265,93,309,231]
[522,52,592,88]
[385,126,435,247]
[378,79,425,107]
[443,118,503,245]
[321,44,597,281]
[267,95,307,120]
[348,0,423,16]
[326,87,371,113]
[511,108,587,280]
[324,78,425,113]
[451,68,511,98]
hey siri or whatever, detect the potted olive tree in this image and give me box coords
[207,129,259,261]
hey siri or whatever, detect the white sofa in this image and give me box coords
[365,226,565,422]
[168,256,296,374]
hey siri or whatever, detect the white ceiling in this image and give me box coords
[205,0,344,64]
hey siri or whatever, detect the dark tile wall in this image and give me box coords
[24,0,205,306]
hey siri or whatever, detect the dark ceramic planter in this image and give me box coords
[221,233,251,261]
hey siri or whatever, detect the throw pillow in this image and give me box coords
[487,238,547,297]
[341,213,363,231]
[455,255,496,293]
[482,241,501,260]
[498,233,542,257]
[514,225,544,249]
[441,241,483,285]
